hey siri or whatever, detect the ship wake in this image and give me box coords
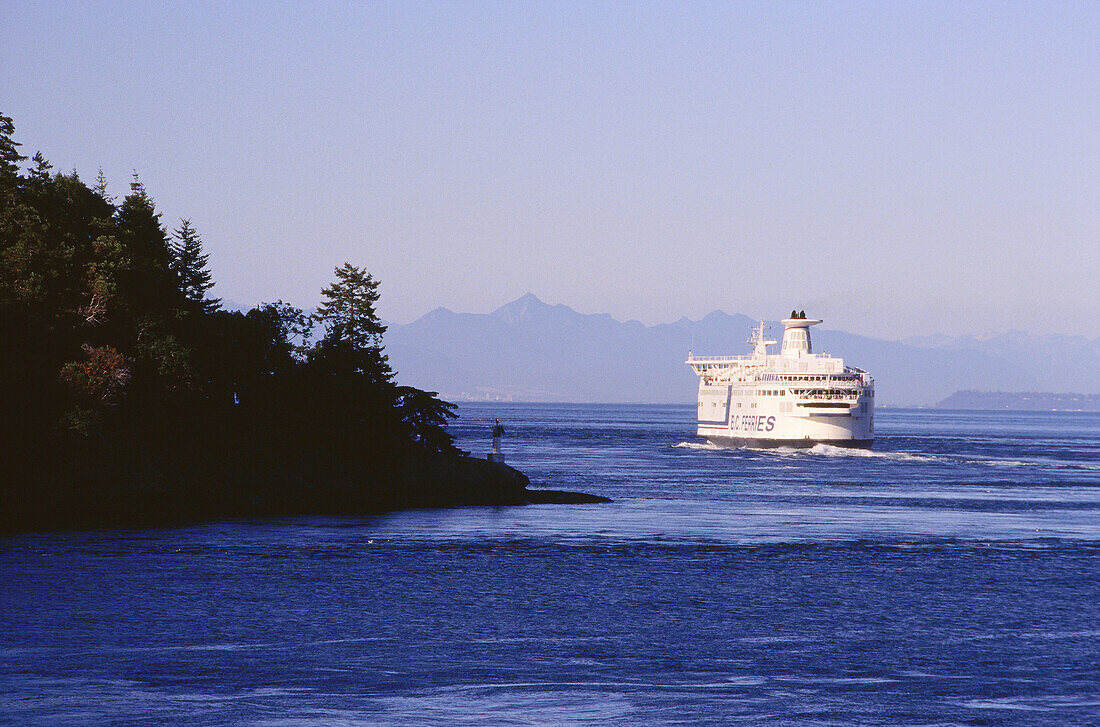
[673,441,1099,471]
[672,441,934,462]
[796,444,937,462]
[672,441,724,451]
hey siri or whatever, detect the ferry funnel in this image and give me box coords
[780,314,822,357]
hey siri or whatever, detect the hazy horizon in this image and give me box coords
[218,289,1096,345]
[4,1,1097,339]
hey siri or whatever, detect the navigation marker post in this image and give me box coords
[488,420,506,464]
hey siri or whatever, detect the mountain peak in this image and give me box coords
[514,291,544,306]
[491,292,552,321]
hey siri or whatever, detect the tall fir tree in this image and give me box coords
[170,218,220,313]
[312,263,392,384]
[93,168,114,202]
[114,172,176,312]
[112,172,199,398]
[0,112,25,183]
[28,151,52,182]
[314,263,387,349]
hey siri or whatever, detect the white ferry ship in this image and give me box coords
[687,312,874,448]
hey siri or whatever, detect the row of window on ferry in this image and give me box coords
[741,388,874,397]
[761,374,855,382]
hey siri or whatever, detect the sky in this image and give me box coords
[3,1,1098,339]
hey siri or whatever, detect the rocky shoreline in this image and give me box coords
[1,456,608,534]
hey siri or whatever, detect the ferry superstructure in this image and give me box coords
[687,313,874,447]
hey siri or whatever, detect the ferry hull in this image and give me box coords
[703,435,873,449]
[696,404,874,448]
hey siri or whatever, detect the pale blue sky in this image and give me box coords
[4,1,1097,338]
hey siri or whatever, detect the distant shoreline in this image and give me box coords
[936,390,1100,412]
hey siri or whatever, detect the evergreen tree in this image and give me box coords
[395,386,462,454]
[170,218,220,313]
[113,172,195,399]
[312,263,393,382]
[28,151,53,182]
[0,112,25,182]
[93,168,114,202]
[314,263,387,349]
[114,172,177,313]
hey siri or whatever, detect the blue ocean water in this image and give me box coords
[2,404,1099,726]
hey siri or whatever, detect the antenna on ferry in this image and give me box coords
[751,319,777,358]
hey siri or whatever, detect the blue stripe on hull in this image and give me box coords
[698,385,733,426]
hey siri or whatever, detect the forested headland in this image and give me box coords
[0,114,598,533]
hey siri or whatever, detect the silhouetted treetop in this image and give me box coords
[0,112,25,181]
[170,218,220,314]
[314,263,387,346]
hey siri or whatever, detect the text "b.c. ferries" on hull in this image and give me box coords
[687,312,874,448]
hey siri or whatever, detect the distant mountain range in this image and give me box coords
[382,293,1100,406]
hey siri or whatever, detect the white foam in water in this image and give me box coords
[803,444,938,462]
[673,440,938,462]
[675,439,1100,471]
[964,456,1100,471]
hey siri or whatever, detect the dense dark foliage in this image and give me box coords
[0,114,531,532]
